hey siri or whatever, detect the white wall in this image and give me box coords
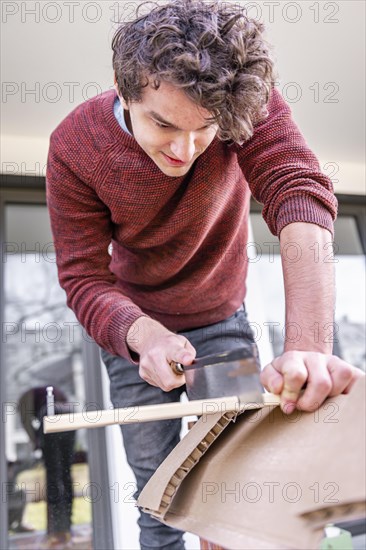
[1,0,365,193]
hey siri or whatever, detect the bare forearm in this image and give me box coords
[261,222,363,414]
[280,222,335,354]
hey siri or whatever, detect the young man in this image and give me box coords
[46,1,362,548]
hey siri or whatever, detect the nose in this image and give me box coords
[170,132,196,163]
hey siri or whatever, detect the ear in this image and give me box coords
[114,74,129,110]
[119,95,129,110]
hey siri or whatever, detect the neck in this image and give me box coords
[124,109,133,135]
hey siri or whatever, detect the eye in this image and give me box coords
[153,120,170,129]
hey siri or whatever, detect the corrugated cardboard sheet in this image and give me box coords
[139,378,366,549]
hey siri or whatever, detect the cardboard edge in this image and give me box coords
[138,409,239,515]
[160,511,321,550]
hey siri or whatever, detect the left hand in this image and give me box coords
[260,351,365,414]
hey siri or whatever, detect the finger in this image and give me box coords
[168,338,196,380]
[156,368,187,391]
[169,341,196,366]
[161,369,186,391]
[140,355,186,391]
[296,353,331,411]
[139,366,160,388]
[326,355,355,396]
[342,365,365,394]
[182,339,196,358]
[260,363,284,394]
[158,357,187,389]
[272,353,308,414]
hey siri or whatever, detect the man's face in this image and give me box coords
[118,80,218,177]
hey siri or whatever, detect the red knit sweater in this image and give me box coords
[46,88,337,361]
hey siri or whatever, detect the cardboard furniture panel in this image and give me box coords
[139,378,366,549]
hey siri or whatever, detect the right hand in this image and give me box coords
[126,317,196,391]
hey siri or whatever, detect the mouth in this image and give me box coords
[161,152,189,167]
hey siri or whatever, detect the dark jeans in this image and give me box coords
[100,304,258,550]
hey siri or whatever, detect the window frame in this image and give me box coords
[0,177,114,550]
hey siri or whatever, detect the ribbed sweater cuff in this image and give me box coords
[275,195,335,237]
[103,307,151,364]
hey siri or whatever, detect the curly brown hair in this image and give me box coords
[112,0,276,144]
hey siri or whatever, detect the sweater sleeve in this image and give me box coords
[46,138,149,362]
[237,87,338,236]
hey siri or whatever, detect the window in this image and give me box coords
[247,196,366,371]
[0,186,113,550]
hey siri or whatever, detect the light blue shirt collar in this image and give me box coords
[113,97,132,136]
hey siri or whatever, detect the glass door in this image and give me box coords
[2,200,94,550]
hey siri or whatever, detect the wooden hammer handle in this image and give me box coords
[43,393,280,434]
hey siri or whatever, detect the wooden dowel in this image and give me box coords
[43,393,280,434]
